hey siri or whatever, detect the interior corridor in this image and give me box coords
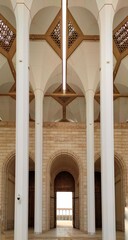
[1,224,124,240]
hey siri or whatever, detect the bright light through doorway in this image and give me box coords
[57,192,73,227]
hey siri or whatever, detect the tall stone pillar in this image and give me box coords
[34,89,43,233]
[99,5,116,240]
[86,89,95,234]
[14,4,30,240]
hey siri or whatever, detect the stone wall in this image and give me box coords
[0,122,127,232]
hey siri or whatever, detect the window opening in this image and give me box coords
[113,17,128,54]
[0,16,16,52]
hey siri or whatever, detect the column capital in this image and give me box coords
[14,0,33,11]
[98,5,114,66]
[85,89,95,97]
[34,88,44,96]
[14,2,31,27]
[97,4,115,30]
[11,0,33,12]
[96,0,118,14]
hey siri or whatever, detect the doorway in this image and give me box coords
[6,157,35,230]
[54,171,75,227]
[57,192,73,226]
[50,153,79,229]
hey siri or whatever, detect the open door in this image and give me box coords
[54,171,76,227]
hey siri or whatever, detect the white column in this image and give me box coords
[99,5,116,240]
[34,89,43,233]
[14,4,30,240]
[86,89,95,234]
[125,204,128,240]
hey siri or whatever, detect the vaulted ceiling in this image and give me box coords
[0,1,128,123]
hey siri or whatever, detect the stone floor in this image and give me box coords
[0,221,125,240]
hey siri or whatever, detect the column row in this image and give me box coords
[14,3,116,240]
[86,4,116,240]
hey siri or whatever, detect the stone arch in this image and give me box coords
[1,152,35,230]
[114,153,126,230]
[1,152,15,230]
[2,151,15,173]
[30,2,60,23]
[114,152,127,192]
[45,150,84,231]
[47,150,82,175]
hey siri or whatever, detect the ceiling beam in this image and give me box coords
[95,93,128,98]
[45,92,84,97]
[29,34,100,42]
[30,34,46,40]
[113,59,121,81]
[0,92,34,97]
[8,59,16,82]
[83,35,99,41]
[1,92,128,99]
[9,83,16,92]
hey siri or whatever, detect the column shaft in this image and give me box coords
[99,5,116,240]
[34,89,43,233]
[86,89,95,234]
[14,4,30,240]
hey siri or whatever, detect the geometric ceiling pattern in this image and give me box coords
[1,9,128,122]
[113,16,128,97]
[46,10,83,59]
[0,17,15,52]
[0,14,16,56]
[113,16,128,57]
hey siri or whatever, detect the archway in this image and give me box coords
[6,156,15,230]
[50,153,79,229]
[95,157,124,230]
[5,156,35,230]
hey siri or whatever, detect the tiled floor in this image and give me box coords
[1,221,125,240]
